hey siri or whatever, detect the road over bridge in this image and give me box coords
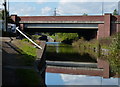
[11,13,120,39]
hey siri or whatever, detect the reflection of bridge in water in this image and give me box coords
[46,59,109,78]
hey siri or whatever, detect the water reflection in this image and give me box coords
[45,42,119,86]
[46,72,119,85]
[46,42,97,63]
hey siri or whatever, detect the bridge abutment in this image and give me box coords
[104,14,111,37]
[97,14,111,39]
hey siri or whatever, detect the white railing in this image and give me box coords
[16,27,42,49]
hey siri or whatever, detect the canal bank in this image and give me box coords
[2,37,46,86]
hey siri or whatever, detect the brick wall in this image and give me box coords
[19,16,104,22]
[117,24,120,32]
[97,24,104,39]
[97,59,109,78]
[46,67,103,77]
[117,16,120,32]
[46,59,110,78]
[104,14,111,37]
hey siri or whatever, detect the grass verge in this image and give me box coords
[13,39,37,66]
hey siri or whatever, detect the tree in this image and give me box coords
[83,13,88,16]
[1,10,9,20]
[113,9,118,15]
[108,33,120,74]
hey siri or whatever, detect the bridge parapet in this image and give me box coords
[19,21,104,24]
[18,16,104,22]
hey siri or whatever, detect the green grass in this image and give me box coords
[12,40,45,85]
[16,69,42,86]
[20,42,36,57]
[13,40,37,66]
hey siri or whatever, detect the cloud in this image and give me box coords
[60,74,119,85]
[34,0,48,4]
[0,0,3,3]
[10,3,35,16]
[58,2,101,15]
[8,0,60,3]
[0,0,4,9]
[104,2,117,13]
[60,74,101,85]
[9,1,119,16]
[59,0,120,3]
[6,0,120,3]
[57,1,118,15]
[46,72,119,85]
[40,7,52,16]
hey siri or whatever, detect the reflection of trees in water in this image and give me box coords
[46,44,97,63]
[73,46,98,60]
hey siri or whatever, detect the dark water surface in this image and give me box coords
[46,42,97,63]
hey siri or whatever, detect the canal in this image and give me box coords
[45,42,120,86]
[46,42,97,63]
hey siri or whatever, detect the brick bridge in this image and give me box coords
[11,13,120,39]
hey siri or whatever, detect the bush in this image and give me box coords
[108,33,120,74]
[50,33,79,43]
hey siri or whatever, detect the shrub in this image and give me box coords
[108,33,120,74]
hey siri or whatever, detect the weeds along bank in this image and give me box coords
[72,33,120,76]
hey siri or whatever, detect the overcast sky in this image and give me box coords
[0,0,120,16]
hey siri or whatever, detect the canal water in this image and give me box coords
[46,42,97,63]
[45,42,120,86]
